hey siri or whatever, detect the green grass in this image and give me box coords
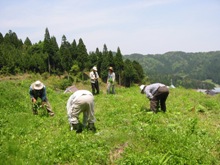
[0,75,220,164]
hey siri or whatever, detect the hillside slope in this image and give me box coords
[1,75,220,164]
[124,51,220,88]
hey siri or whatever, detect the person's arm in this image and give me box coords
[96,71,99,79]
[29,87,36,103]
[29,87,34,98]
[145,87,153,99]
[106,73,109,83]
[90,72,96,81]
[41,87,47,101]
[112,73,115,82]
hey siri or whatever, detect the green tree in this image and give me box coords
[96,48,103,79]
[4,30,23,49]
[70,39,78,60]
[114,47,124,85]
[59,35,72,72]
[100,44,110,82]
[43,28,52,74]
[0,32,4,44]
[24,37,32,47]
[76,38,88,72]
[50,36,60,73]
[122,59,136,87]
[70,62,80,83]
[88,51,98,70]
[132,60,144,84]
[28,42,47,73]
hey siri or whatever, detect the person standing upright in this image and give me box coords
[89,66,99,95]
[107,67,115,94]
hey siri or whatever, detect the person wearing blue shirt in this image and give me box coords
[140,83,169,113]
[29,80,54,116]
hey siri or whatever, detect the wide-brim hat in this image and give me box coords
[140,84,145,93]
[109,67,113,71]
[33,80,44,90]
[92,66,97,71]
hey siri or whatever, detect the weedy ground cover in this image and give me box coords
[0,75,220,164]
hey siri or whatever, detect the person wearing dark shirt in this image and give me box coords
[89,66,99,95]
[29,80,54,116]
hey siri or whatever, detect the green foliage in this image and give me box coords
[0,30,145,88]
[124,51,220,88]
[59,79,73,90]
[0,77,220,164]
[32,102,49,117]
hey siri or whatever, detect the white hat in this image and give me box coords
[33,80,44,90]
[140,85,145,92]
[92,66,97,71]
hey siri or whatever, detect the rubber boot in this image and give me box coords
[71,123,82,133]
[88,123,96,132]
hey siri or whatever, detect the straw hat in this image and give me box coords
[33,80,44,90]
[109,67,113,71]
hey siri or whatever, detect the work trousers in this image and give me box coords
[107,83,115,94]
[150,86,169,113]
[91,81,99,95]
[67,94,96,127]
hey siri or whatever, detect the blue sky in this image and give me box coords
[1,0,220,54]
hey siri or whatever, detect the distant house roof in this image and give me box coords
[197,89,207,93]
[170,85,175,88]
[64,85,78,93]
[206,90,216,95]
[213,87,220,93]
[197,87,220,95]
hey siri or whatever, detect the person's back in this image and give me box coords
[66,90,96,133]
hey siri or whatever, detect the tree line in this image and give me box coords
[124,51,220,89]
[0,28,145,87]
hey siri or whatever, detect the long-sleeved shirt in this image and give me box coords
[66,90,93,113]
[107,72,115,84]
[29,86,47,101]
[90,71,99,83]
[143,83,166,99]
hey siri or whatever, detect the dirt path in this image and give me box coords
[0,74,31,81]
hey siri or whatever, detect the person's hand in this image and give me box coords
[32,98,36,103]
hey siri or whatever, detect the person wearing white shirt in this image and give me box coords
[89,66,99,95]
[66,90,96,133]
[140,83,169,113]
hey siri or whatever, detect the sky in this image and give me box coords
[1,0,220,55]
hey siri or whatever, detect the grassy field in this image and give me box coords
[0,74,220,165]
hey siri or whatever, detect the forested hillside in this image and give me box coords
[0,29,144,87]
[124,51,220,89]
[1,29,219,89]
